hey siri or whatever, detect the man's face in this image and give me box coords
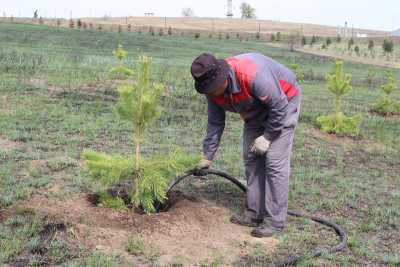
[207,79,228,97]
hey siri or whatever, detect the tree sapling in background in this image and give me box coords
[372,70,400,115]
[316,60,362,135]
[110,44,134,79]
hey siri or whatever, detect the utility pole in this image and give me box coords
[227,0,233,17]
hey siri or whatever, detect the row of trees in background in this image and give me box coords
[300,35,396,59]
[32,16,398,60]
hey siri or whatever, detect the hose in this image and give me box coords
[165,169,348,267]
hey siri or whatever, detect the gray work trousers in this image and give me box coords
[243,94,301,228]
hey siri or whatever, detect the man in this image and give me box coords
[190,52,301,238]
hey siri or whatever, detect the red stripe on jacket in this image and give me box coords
[211,57,299,108]
[212,57,257,106]
[279,80,299,99]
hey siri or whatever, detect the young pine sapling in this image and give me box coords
[373,71,400,115]
[316,60,362,135]
[111,44,134,79]
[82,49,199,213]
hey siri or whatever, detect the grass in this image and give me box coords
[126,236,160,263]
[0,22,399,266]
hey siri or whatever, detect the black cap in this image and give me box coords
[190,53,230,94]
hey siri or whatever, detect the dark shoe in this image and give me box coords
[251,224,283,238]
[230,214,263,227]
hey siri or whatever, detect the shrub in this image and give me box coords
[310,35,317,46]
[301,36,306,46]
[270,33,276,42]
[348,38,354,51]
[118,25,122,33]
[288,63,305,84]
[317,113,362,135]
[354,45,360,56]
[159,28,164,36]
[149,26,154,35]
[127,24,131,32]
[167,27,172,35]
[194,32,200,39]
[382,39,394,59]
[372,71,399,115]
[256,32,260,40]
[326,37,332,47]
[316,60,362,135]
[110,44,134,79]
[77,19,82,29]
[366,69,376,89]
[276,32,281,41]
[368,39,374,56]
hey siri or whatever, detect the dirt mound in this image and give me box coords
[20,192,278,265]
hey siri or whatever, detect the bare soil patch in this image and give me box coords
[307,127,389,153]
[19,192,277,265]
[0,137,20,152]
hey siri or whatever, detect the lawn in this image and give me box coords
[0,22,399,266]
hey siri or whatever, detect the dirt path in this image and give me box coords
[19,192,277,265]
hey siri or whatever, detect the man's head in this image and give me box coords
[190,53,229,96]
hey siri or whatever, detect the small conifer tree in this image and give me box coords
[316,60,362,135]
[82,46,199,213]
[373,71,400,115]
[288,63,305,84]
[110,44,134,79]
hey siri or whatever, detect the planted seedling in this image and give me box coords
[110,44,134,79]
[316,60,362,135]
[372,71,400,115]
[83,48,199,213]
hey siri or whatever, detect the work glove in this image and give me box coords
[250,135,271,156]
[194,158,212,176]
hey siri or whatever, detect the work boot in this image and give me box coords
[251,223,283,238]
[230,214,263,227]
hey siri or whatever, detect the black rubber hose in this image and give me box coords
[166,169,348,267]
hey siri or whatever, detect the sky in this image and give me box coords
[1,0,399,31]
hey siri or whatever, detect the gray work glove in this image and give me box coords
[250,136,271,155]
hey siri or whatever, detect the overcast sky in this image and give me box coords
[1,0,398,31]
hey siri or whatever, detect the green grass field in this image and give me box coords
[0,22,399,266]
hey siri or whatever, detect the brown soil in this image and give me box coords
[0,137,20,152]
[307,127,389,153]
[18,192,277,265]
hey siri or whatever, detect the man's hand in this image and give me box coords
[250,136,271,155]
[194,158,212,176]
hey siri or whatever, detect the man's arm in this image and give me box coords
[203,97,226,161]
[251,71,288,141]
